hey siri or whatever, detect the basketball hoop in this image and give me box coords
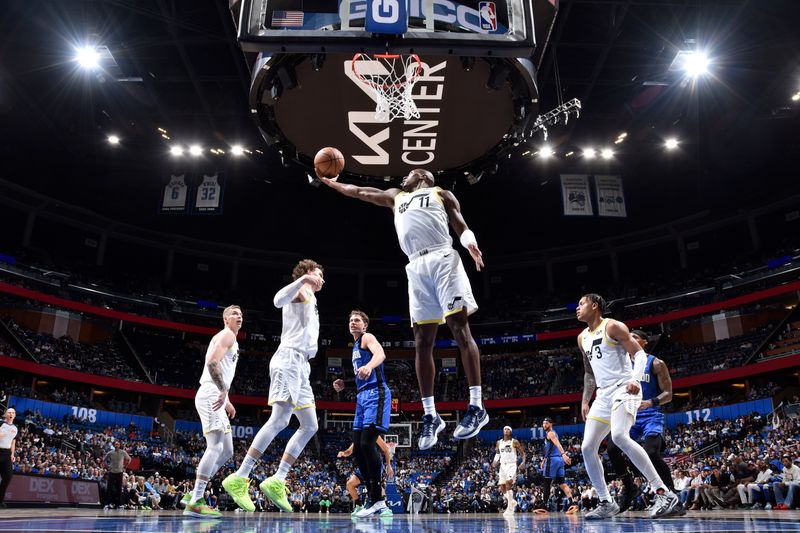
[386,441,398,458]
[352,53,423,122]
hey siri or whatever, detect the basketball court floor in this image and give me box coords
[1,510,799,533]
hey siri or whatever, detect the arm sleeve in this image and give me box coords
[273,278,305,308]
[631,350,647,382]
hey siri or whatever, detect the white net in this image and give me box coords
[352,53,422,122]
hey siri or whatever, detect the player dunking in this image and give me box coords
[183,305,242,518]
[223,260,324,513]
[540,417,578,514]
[332,310,394,517]
[607,329,685,515]
[577,294,679,520]
[321,169,488,449]
[493,425,526,516]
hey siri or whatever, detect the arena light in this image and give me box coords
[601,148,614,160]
[189,144,203,157]
[169,145,184,157]
[683,51,710,78]
[665,138,679,150]
[539,145,554,159]
[583,148,596,159]
[231,145,245,156]
[106,135,120,145]
[792,92,800,102]
[75,45,101,70]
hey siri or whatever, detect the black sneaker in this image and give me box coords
[453,405,489,440]
[617,483,641,513]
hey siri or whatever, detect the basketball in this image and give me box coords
[314,147,345,178]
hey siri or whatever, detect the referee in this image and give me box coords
[0,408,17,509]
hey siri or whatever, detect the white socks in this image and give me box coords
[422,397,437,417]
[469,386,483,409]
[275,460,292,482]
[191,479,208,503]
[235,455,258,478]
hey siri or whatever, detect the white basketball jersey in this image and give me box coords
[497,438,518,465]
[581,318,632,388]
[277,290,319,359]
[393,187,452,258]
[199,338,239,390]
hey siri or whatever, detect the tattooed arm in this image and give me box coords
[207,329,236,410]
[579,333,596,421]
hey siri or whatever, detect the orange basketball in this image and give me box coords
[314,147,345,178]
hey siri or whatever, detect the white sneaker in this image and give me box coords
[418,414,446,450]
[650,491,680,519]
[355,500,387,518]
[585,499,620,520]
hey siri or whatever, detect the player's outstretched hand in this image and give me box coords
[225,401,236,419]
[319,175,339,186]
[625,381,641,395]
[468,243,484,271]
[333,379,345,392]
[386,464,394,481]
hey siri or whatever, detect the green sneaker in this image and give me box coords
[183,500,222,519]
[179,492,192,508]
[351,504,364,516]
[260,476,293,513]
[379,507,393,517]
[222,473,255,512]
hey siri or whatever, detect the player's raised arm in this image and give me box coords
[439,189,484,271]
[273,273,323,307]
[320,176,400,209]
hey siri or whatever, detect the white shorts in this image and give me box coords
[195,383,232,435]
[268,347,315,409]
[405,247,478,325]
[587,383,642,425]
[498,463,517,485]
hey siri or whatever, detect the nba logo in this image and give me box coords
[479,1,497,31]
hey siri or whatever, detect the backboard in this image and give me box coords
[230,0,560,179]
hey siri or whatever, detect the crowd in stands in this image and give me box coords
[762,320,800,361]
[7,320,143,382]
[2,374,799,514]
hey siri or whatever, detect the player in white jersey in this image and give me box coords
[576,294,679,520]
[223,259,324,513]
[183,305,243,518]
[321,169,488,449]
[492,425,526,516]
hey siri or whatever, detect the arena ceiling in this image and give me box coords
[1,0,798,258]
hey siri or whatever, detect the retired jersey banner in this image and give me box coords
[160,174,188,213]
[595,175,626,217]
[560,174,593,216]
[194,172,224,214]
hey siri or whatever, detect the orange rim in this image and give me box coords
[351,52,422,90]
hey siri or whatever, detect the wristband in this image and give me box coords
[459,229,477,249]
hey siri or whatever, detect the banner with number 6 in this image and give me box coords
[160,174,188,213]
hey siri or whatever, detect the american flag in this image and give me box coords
[272,10,304,27]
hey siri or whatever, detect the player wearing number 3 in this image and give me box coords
[320,169,488,449]
[576,294,680,520]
